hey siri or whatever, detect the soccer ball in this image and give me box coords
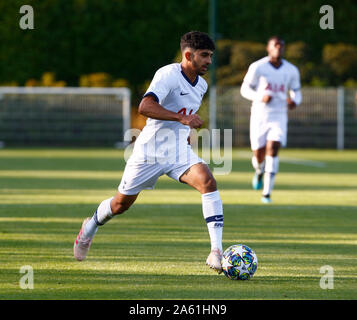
[221,244,258,280]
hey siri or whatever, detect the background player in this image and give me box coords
[240,36,302,203]
[73,31,224,273]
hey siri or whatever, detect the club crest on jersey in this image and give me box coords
[265,83,285,93]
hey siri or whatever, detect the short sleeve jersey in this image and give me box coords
[243,57,301,117]
[131,63,208,162]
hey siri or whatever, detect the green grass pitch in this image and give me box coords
[0,148,357,300]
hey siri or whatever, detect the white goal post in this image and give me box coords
[0,86,131,147]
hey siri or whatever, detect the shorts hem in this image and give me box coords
[118,187,142,196]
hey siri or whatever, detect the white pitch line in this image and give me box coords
[279,157,327,168]
[236,151,326,168]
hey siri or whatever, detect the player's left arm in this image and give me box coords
[287,67,302,110]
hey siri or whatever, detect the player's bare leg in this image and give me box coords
[252,146,266,190]
[180,163,223,273]
[179,162,217,194]
[261,140,280,203]
[110,192,139,216]
[74,192,138,261]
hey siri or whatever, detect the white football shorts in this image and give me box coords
[250,114,288,150]
[118,146,204,195]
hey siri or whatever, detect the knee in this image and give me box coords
[255,147,266,163]
[266,142,280,157]
[200,176,217,193]
[257,154,265,163]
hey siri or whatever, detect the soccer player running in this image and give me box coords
[73,31,224,273]
[240,36,302,203]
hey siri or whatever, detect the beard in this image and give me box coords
[193,59,208,75]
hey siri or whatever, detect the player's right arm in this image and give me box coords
[138,96,203,128]
[240,63,271,103]
[139,66,203,129]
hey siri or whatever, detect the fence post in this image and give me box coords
[337,86,344,150]
[209,85,217,132]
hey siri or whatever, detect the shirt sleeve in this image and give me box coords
[143,68,174,104]
[288,67,302,105]
[289,88,302,105]
[240,63,260,101]
[240,82,259,101]
[242,63,259,89]
[289,66,301,91]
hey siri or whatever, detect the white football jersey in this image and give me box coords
[131,63,207,163]
[242,56,301,117]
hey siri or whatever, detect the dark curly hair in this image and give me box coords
[180,31,215,52]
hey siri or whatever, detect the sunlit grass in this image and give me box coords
[0,148,357,299]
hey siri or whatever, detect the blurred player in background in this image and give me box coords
[73,31,225,273]
[240,36,302,203]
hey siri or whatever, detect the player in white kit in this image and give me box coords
[73,31,224,273]
[240,36,302,203]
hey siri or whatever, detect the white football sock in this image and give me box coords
[83,197,114,239]
[83,218,98,239]
[263,173,275,197]
[252,156,265,175]
[202,190,223,252]
[263,156,279,196]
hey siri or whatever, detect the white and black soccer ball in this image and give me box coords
[221,244,258,280]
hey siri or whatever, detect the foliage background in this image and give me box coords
[0,0,356,103]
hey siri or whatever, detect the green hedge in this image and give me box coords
[1,0,356,94]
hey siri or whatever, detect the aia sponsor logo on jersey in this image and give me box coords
[265,83,285,93]
[177,107,193,115]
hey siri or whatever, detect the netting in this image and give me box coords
[0,87,130,146]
